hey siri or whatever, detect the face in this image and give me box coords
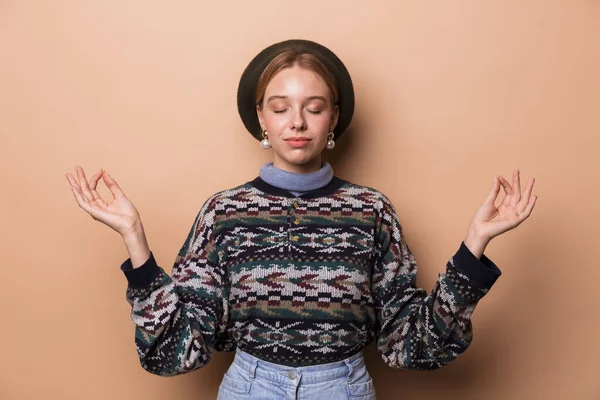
[257,64,339,174]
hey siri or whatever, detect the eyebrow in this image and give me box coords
[266,95,327,103]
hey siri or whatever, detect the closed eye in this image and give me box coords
[272,109,322,114]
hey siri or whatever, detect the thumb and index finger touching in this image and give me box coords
[484,170,538,214]
[66,166,128,207]
[100,169,127,199]
[484,171,517,208]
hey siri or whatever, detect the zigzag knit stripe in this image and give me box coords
[121,178,501,375]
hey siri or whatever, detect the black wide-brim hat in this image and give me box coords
[237,39,354,141]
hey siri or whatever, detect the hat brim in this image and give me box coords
[237,39,354,141]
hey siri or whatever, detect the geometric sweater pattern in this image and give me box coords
[120,176,502,376]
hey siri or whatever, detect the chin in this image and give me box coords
[284,153,320,166]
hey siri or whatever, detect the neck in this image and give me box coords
[272,156,322,174]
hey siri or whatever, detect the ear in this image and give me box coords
[329,104,340,131]
[256,104,266,130]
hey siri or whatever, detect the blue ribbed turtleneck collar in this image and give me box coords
[259,161,334,196]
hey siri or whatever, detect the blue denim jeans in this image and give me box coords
[216,347,377,400]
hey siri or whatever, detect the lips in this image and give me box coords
[285,137,311,147]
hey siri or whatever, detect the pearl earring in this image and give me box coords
[326,131,335,150]
[261,129,271,149]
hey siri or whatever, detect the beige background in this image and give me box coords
[1,1,598,399]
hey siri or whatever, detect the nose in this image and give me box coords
[290,108,306,131]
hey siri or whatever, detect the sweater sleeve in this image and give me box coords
[119,193,231,376]
[372,194,501,370]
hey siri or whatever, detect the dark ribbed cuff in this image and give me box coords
[452,241,502,290]
[120,251,163,289]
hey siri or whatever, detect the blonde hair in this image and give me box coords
[255,50,339,109]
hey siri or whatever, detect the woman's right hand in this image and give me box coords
[66,166,143,237]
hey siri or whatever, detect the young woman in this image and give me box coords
[66,39,537,400]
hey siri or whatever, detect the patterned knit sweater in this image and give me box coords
[120,176,501,376]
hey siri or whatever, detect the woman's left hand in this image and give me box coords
[468,169,538,242]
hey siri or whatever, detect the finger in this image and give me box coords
[88,171,103,201]
[517,177,535,213]
[71,185,106,221]
[520,194,537,220]
[66,170,79,186]
[75,165,94,202]
[88,171,109,207]
[497,176,513,207]
[512,169,521,206]
[70,183,92,212]
[66,172,83,188]
[90,187,109,209]
[101,170,126,199]
[496,176,511,206]
[484,176,502,205]
[66,173,88,202]
[65,173,76,186]
[89,171,102,191]
[498,176,513,193]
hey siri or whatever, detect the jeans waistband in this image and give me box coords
[231,347,366,385]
